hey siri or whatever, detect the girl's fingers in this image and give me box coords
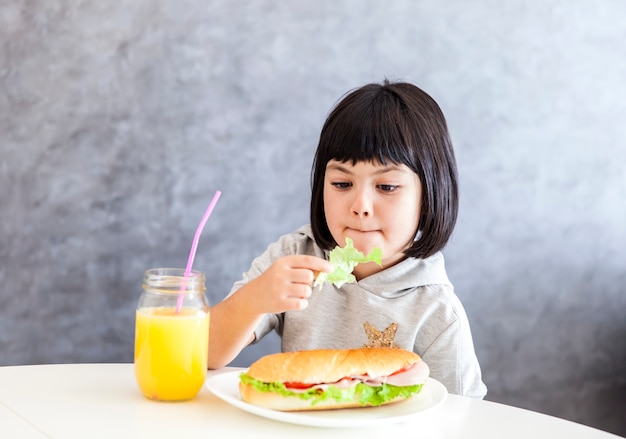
[281,295,309,311]
[293,298,308,310]
[286,283,312,300]
[294,268,315,285]
[284,255,334,274]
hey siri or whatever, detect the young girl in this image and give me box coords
[208,80,487,399]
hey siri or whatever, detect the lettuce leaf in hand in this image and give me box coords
[314,237,382,288]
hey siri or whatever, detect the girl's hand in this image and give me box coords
[247,255,333,313]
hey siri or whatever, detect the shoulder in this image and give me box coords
[266,225,327,259]
[249,225,327,274]
[419,283,466,321]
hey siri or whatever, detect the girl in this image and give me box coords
[208,79,487,398]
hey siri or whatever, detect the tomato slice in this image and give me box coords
[283,382,315,389]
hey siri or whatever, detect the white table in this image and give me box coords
[0,364,620,439]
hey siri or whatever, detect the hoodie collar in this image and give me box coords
[339,251,451,298]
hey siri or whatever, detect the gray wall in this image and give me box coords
[1,0,625,436]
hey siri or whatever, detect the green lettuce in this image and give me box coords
[314,237,383,288]
[239,373,422,407]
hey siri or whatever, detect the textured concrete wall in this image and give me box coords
[1,0,625,435]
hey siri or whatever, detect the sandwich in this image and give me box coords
[238,347,429,411]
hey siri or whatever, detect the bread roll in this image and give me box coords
[245,347,420,383]
[239,347,427,411]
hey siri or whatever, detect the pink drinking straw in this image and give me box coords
[176,190,222,313]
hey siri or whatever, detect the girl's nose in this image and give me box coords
[351,190,372,218]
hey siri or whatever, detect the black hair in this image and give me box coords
[310,79,459,259]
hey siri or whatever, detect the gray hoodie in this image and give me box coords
[228,225,487,399]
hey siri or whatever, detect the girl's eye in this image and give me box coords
[378,184,399,192]
[331,182,352,189]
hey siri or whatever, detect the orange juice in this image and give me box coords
[134,307,209,401]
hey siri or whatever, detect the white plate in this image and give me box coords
[206,370,447,428]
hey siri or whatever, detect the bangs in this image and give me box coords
[317,88,418,170]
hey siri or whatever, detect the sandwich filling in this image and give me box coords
[240,360,428,407]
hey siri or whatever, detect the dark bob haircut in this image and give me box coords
[310,80,459,259]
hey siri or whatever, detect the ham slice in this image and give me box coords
[284,360,429,393]
[383,360,430,386]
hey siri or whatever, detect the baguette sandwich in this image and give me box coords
[238,347,429,411]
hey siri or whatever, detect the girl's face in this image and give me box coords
[323,159,422,279]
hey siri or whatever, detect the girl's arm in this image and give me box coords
[207,254,333,369]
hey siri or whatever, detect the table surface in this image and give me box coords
[0,363,620,439]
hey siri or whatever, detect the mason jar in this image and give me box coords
[134,268,210,401]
